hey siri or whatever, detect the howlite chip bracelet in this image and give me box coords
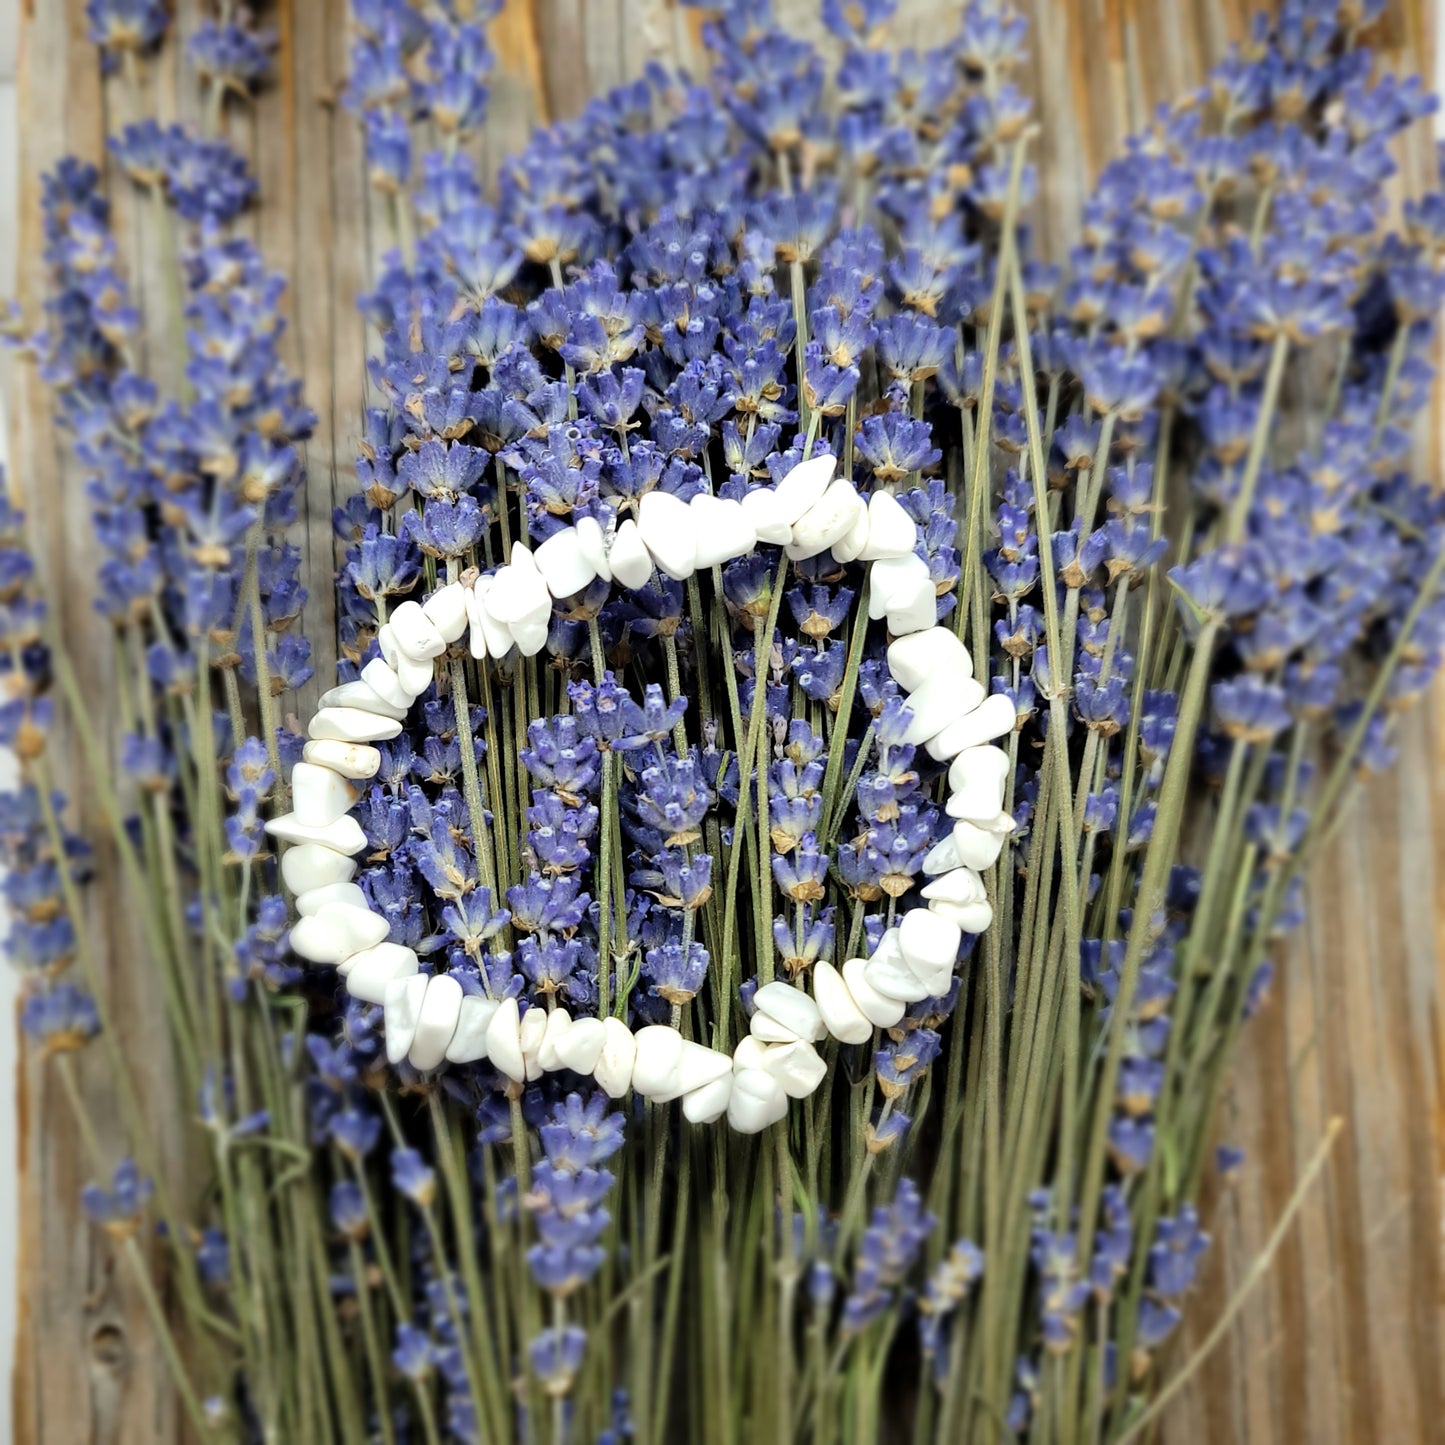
[267,453,1015,1132]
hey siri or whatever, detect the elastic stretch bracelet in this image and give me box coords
[268,454,1014,1132]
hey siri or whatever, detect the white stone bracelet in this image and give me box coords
[267,455,1016,1132]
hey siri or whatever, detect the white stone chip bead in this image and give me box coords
[395,649,437,697]
[727,1068,789,1133]
[772,453,835,524]
[378,622,431,693]
[594,1017,637,1098]
[631,1025,685,1099]
[759,1040,828,1099]
[786,478,864,560]
[575,516,613,583]
[608,518,654,590]
[868,553,932,619]
[887,576,940,637]
[947,746,1011,822]
[468,575,515,659]
[409,974,464,1071]
[308,707,404,744]
[921,834,965,877]
[340,943,419,1004]
[691,494,757,568]
[831,495,873,563]
[899,674,986,746]
[948,818,1010,870]
[537,1006,573,1073]
[302,740,382,780]
[924,693,1018,759]
[281,841,358,893]
[858,490,919,561]
[511,612,550,658]
[677,1041,733,1094]
[319,678,409,722]
[389,600,447,660]
[360,656,416,710]
[732,1035,770,1073]
[740,486,794,544]
[909,961,958,1000]
[637,490,698,580]
[485,997,525,1083]
[446,995,500,1064]
[863,941,934,1004]
[682,1073,733,1125]
[869,927,911,974]
[489,548,552,656]
[813,960,873,1044]
[921,867,987,907]
[377,623,401,670]
[290,902,390,964]
[750,1011,802,1044]
[899,908,962,977]
[753,980,826,1042]
[929,898,994,934]
[385,974,428,1065]
[946,788,1005,824]
[296,881,369,918]
[462,584,489,661]
[486,545,544,618]
[519,1005,547,1081]
[887,627,972,693]
[265,812,368,855]
[422,582,469,644]
[842,954,908,1028]
[977,809,1019,837]
[534,527,597,599]
[291,761,361,827]
[946,744,1008,792]
[554,1016,606,1075]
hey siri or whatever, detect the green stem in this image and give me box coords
[1223,333,1288,546]
[1115,1120,1342,1444]
[124,1236,219,1439]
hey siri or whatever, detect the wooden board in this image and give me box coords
[4,2,1440,1441]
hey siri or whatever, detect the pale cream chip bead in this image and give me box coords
[727,1068,788,1133]
[485,996,525,1083]
[593,1017,638,1098]
[307,706,404,744]
[295,881,369,918]
[342,943,419,1005]
[637,489,698,581]
[281,841,358,893]
[409,975,464,1072]
[446,995,500,1065]
[291,761,361,827]
[384,974,428,1065]
[421,582,469,644]
[265,812,368,855]
[389,599,447,660]
[302,740,382,781]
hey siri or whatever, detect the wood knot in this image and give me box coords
[89,1322,127,1372]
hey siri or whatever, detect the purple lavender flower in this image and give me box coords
[81,1158,153,1239]
[842,1178,936,1335]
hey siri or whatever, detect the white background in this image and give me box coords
[1,0,22,1432]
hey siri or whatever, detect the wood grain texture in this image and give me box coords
[5,2,1440,1441]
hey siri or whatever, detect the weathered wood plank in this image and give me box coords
[9,0,188,1438]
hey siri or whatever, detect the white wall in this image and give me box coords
[0,0,19,1423]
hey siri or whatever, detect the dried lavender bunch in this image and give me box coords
[7,0,1444,1442]
[5,3,369,1437]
